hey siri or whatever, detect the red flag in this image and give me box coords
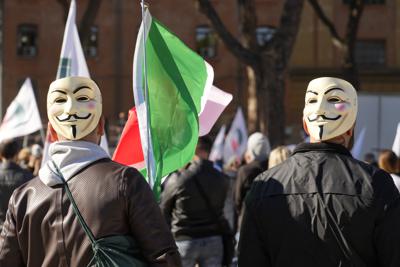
[112,107,145,169]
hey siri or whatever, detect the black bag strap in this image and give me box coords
[192,173,230,234]
[315,188,366,267]
[50,160,97,245]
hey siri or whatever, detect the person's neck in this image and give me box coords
[310,136,350,149]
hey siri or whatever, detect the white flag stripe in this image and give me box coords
[199,86,232,136]
[223,107,248,164]
[209,125,226,162]
[0,78,43,142]
[392,122,400,157]
[132,8,156,187]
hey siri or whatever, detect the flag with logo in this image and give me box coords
[223,107,248,164]
[127,8,216,198]
[0,78,43,142]
[42,0,109,166]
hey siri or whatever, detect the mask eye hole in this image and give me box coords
[328,97,342,103]
[307,98,317,104]
[55,98,67,104]
[77,96,90,102]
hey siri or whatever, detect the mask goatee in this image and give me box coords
[72,125,77,139]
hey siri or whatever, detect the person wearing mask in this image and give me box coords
[0,139,33,231]
[160,136,229,267]
[239,77,400,266]
[0,76,181,267]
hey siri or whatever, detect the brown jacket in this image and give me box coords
[0,159,181,267]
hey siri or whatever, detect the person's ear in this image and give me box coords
[302,118,309,135]
[48,123,59,142]
[97,116,105,136]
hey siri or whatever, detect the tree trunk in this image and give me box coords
[246,66,258,133]
[258,61,285,147]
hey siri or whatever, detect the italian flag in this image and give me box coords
[113,9,214,198]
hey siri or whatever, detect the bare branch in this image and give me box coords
[270,0,305,69]
[308,0,345,48]
[196,0,258,66]
[237,0,259,51]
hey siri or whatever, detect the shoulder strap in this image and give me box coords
[50,160,97,245]
[315,188,366,267]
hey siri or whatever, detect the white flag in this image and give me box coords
[351,127,366,160]
[223,107,248,164]
[392,122,400,157]
[209,125,226,162]
[0,78,43,142]
[42,0,108,167]
[199,86,232,136]
[56,0,89,78]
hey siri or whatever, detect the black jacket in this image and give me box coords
[0,161,33,230]
[160,159,228,240]
[234,160,267,217]
[239,142,400,267]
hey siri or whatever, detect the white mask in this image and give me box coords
[303,77,357,141]
[47,76,102,140]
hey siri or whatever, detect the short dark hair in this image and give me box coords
[197,136,213,154]
[0,139,21,159]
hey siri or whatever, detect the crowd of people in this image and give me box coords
[0,76,400,266]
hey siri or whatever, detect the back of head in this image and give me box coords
[268,146,291,168]
[196,136,213,159]
[0,139,20,160]
[378,149,398,174]
[303,77,357,142]
[47,76,102,141]
[246,132,271,162]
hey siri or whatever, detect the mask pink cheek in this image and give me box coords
[87,102,96,110]
[335,103,347,112]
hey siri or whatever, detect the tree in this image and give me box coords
[57,0,103,48]
[196,0,305,147]
[308,0,365,89]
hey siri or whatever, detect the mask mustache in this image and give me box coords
[56,113,91,122]
[308,114,341,122]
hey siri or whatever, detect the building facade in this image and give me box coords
[1,0,399,145]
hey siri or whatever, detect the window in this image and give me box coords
[196,26,217,58]
[355,40,386,67]
[256,26,276,46]
[17,24,38,57]
[83,26,98,58]
[343,0,384,4]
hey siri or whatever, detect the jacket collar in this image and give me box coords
[293,142,353,157]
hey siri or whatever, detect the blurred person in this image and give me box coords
[268,146,291,168]
[160,136,230,267]
[0,139,33,231]
[378,149,400,191]
[234,132,270,228]
[27,143,42,176]
[239,77,400,266]
[363,152,378,167]
[17,147,31,170]
[0,76,181,266]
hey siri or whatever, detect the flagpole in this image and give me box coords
[140,0,155,188]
